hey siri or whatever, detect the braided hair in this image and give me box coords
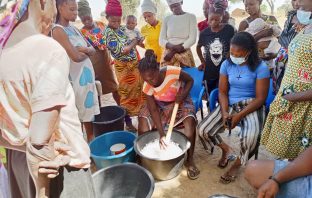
[209,1,226,16]
[138,49,159,73]
[56,0,75,23]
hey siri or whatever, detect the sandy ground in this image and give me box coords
[101,93,276,198]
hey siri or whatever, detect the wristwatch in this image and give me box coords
[269,176,281,187]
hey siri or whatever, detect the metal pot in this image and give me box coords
[92,163,154,198]
[134,130,191,181]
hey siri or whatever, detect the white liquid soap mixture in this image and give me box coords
[141,139,183,160]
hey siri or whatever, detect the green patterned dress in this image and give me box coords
[261,30,312,159]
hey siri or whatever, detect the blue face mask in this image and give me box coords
[297,9,312,25]
[230,55,246,65]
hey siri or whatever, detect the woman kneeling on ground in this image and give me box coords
[138,50,200,180]
[198,32,270,184]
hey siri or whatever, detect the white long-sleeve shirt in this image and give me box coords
[159,12,197,49]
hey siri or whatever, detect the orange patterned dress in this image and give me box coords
[103,26,145,116]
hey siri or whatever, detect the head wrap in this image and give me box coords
[78,0,91,18]
[166,0,183,6]
[209,1,226,15]
[141,0,157,14]
[0,0,30,50]
[206,0,228,9]
[105,0,122,17]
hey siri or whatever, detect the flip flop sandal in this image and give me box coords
[187,167,200,180]
[218,158,230,169]
[220,175,236,184]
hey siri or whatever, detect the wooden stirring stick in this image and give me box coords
[165,103,179,142]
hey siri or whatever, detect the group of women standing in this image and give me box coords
[51,0,312,183]
[0,0,311,196]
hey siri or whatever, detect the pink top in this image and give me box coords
[143,66,181,102]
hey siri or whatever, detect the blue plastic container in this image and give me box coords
[89,131,136,169]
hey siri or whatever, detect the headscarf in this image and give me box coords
[78,0,91,18]
[105,0,122,17]
[206,0,228,9]
[209,1,226,15]
[141,0,157,14]
[0,0,30,50]
[166,0,182,6]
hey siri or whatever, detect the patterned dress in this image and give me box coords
[139,66,196,129]
[52,24,100,122]
[261,30,312,159]
[80,22,118,94]
[103,26,144,116]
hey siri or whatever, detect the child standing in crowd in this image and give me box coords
[78,0,120,105]
[198,1,210,32]
[52,0,100,142]
[197,2,235,94]
[125,15,144,44]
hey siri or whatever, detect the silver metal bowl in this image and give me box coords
[134,130,191,181]
[92,163,154,198]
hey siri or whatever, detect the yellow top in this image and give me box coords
[141,21,163,63]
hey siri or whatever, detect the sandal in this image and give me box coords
[220,174,236,184]
[187,166,200,180]
[218,157,230,169]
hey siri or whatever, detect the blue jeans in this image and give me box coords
[274,160,312,198]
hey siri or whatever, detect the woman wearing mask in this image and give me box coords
[272,0,304,94]
[198,32,270,184]
[261,0,312,161]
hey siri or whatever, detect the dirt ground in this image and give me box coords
[101,94,276,198]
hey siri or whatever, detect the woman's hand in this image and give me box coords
[254,28,274,41]
[175,92,187,104]
[228,113,242,129]
[294,23,306,33]
[198,62,206,71]
[222,111,231,128]
[76,46,88,54]
[159,135,168,150]
[122,46,132,55]
[164,50,176,61]
[257,180,279,198]
[173,44,185,53]
[283,93,298,102]
[76,46,95,56]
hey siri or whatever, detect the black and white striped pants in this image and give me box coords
[197,99,265,165]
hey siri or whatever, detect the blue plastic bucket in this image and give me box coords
[89,131,136,169]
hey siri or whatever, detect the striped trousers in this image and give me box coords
[197,99,265,165]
